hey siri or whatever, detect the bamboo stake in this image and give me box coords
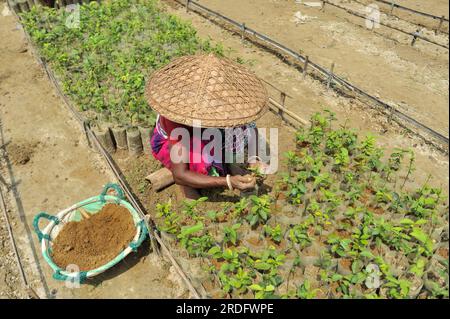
[411,30,419,46]
[303,55,309,78]
[268,97,308,126]
[390,1,395,15]
[185,0,189,13]
[241,22,246,42]
[280,92,286,107]
[435,15,445,35]
[326,62,335,89]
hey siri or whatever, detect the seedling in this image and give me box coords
[289,223,312,249]
[249,283,276,299]
[177,222,213,256]
[297,280,319,299]
[182,196,208,221]
[263,224,283,243]
[156,201,179,234]
[223,223,241,246]
[247,195,271,227]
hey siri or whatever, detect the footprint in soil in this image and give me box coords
[6,141,37,165]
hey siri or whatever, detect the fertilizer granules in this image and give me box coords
[51,203,136,271]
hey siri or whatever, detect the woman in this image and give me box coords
[145,54,269,199]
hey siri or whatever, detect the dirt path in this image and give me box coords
[0,3,185,299]
[197,0,449,137]
[163,1,449,193]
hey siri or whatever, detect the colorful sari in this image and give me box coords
[150,115,255,177]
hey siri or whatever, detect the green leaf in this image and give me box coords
[207,246,222,257]
[331,274,343,281]
[410,227,432,252]
[249,284,263,291]
[360,250,374,259]
[179,222,204,237]
[254,261,272,271]
[399,218,414,225]
[249,215,258,226]
[265,285,275,292]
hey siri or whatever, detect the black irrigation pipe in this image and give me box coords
[182,0,449,152]
[323,0,449,49]
[374,0,449,22]
[7,0,203,299]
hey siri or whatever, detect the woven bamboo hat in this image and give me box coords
[145,54,268,128]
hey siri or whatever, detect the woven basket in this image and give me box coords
[33,184,148,283]
[145,54,268,128]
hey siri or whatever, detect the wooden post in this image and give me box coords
[435,15,445,34]
[241,22,246,42]
[279,92,286,118]
[321,1,326,12]
[185,0,190,13]
[411,30,419,46]
[390,1,395,15]
[303,55,309,78]
[280,92,286,107]
[326,62,335,89]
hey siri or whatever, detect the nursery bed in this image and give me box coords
[13,0,449,299]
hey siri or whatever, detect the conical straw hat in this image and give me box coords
[145,54,268,128]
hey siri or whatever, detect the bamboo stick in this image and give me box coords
[303,55,309,78]
[145,168,175,192]
[326,62,335,89]
[268,97,308,126]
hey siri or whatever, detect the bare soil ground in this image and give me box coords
[196,0,449,137]
[0,3,185,299]
[163,0,449,193]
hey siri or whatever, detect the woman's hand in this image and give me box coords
[230,175,256,191]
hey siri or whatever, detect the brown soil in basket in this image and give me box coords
[51,203,136,271]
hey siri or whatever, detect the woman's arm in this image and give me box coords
[169,143,256,190]
[171,161,227,189]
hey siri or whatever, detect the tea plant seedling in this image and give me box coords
[247,195,271,227]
